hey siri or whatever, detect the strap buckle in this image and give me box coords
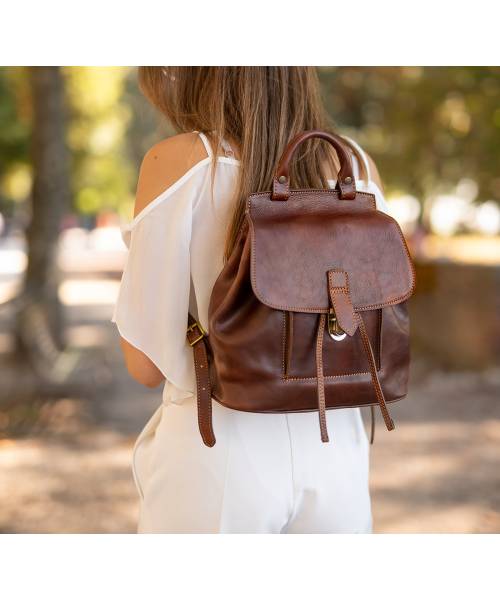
[327,307,346,342]
[187,320,207,346]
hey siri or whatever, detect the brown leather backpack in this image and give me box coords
[187,130,416,447]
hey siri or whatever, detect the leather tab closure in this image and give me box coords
[272,177,290,200]
[327,269,358,337]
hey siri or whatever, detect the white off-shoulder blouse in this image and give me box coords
[111,132,390,406]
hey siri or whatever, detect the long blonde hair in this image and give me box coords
[139,66,364,260]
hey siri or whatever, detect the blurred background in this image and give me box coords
[0,66,498,533]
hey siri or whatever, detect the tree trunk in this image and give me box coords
[15,67,70,357]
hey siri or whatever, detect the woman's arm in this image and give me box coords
[118,132,207,388]
[119,336,165,388]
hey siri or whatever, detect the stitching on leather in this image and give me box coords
[357,313,393,427]
[191,332,214,445]
[328,269,357,335]
[286,312,294,375]
[281,308,383,381]
[355,213,416,309]
[376,309,382,371]
[248,202,415,312]
[247,189,376,210]
[282,311,298,377]
[283,370,371,381]
[255,292,415,313]
[316,314,328,441]
[357,220,416,309]
[359,319,378,387]
[280,310,377,381]
[281,311,287,377]
[194,356,204,432]
[213,395,402,412]
[328,268,348,291]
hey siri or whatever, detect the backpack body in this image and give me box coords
[187,131,415,446]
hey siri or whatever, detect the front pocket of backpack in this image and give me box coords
[283,310,381,379]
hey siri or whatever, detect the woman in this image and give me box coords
[112,67,389,533]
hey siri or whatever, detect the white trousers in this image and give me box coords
[133,395,372,534]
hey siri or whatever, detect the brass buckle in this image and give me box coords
[187,321,207,346]
[328,308,346,342]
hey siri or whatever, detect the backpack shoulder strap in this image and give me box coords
[186,313,215,447]
[341,135,371,182]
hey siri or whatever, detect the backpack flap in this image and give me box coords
[246,189,416,314]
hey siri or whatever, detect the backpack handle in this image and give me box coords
[271,130,356,201]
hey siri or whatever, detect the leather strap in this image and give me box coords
[327,269,358,336]
[188,309,387,445]
[187,314,216,447]
[271,130,356,201]
[315,313,329,443]
[327,270,379,443]
[357,313,395,432]
[370,406,376,444]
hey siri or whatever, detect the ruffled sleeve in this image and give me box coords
[111,163,210,393]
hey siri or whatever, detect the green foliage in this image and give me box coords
[0,67,30,166]
[0,67,499,222]
[63,67,136,218]
[318,66,500,203]
[0,67,31,213]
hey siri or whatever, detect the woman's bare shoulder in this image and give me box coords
[134,132,208,217]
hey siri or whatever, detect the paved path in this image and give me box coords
[370,366,500,533]
[0,303,156,533]
[0,269,498,532]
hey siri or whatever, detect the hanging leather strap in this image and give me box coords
[315,313,382,443]
[326,269,381,441]
[357,313,395,432]
[370,406,376,444]
[188,310,388,446]
[318,269,389,443]
[187,314,216,447]
[315,313,329,442]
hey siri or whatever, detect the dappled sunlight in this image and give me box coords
[58,279,120,307]
[386,195,421,235]
[371,420,500,533]
[59,224,126,253]
[420,235,500,265]
[0,280,21,304]
[0,432,138,533]
[0,226,125,307]
[1,66,498,533]
[64,324,111,348]
[0,248,27,275]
